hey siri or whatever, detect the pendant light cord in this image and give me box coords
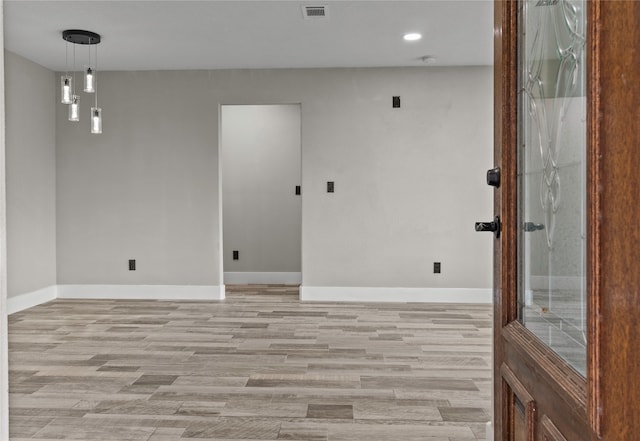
[94,43,98,108]
[72,43,76,95]
[65,41,69,75]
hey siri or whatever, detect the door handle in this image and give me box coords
[475,216,501,238]
[486,167,500,187]
[523,222,545,232]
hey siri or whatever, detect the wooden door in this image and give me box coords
[490,1,640,440]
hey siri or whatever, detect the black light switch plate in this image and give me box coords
[129,259,136,271]
[434,262,441,274]
[233,250,239,260]
[295,185,301,195]
[327,181,334,193]
[392,96,401,108]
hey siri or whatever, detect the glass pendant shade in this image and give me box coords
[91,107,102,134]
[61,75,73,104]
[84,66,95,93]
[69,95,80,121]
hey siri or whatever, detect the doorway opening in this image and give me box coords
[220,104,302,287]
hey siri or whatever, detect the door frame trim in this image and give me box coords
[0,4,9,437]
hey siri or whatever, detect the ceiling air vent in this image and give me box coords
[302,5,328,19]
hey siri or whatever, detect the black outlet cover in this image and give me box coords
[295,185,301,195]
[327,181,334,193]
[129,259,136,271]
[233,250,239,260]
[392,96,401,108]
[433,262,441,274]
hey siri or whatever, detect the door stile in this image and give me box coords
[494,0,520,438]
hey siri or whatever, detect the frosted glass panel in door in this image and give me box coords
[518,0,587,376]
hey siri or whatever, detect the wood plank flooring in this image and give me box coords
[8,285,492,441]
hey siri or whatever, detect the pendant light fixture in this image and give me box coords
[90,52,102,134]
[61,75,73,104]
[84,67,95,93]
[69,95,80,121]
[84,41,95,93]
[60,41,73,104]
[61,29,102,133]
[68,42,79,122]
[90,38,102,134]
[91,107,103,134]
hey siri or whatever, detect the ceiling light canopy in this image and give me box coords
[403,33,422,42]
[62,29,101,45]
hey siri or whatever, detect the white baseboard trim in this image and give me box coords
[300,286,492,303]
[224,272,302,285]
[7,285,58,314]
[57,284,225,301]
[8,284,490,311]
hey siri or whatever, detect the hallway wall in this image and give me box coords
[221,104,302,281]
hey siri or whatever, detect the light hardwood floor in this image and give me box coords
[8,285,492,441]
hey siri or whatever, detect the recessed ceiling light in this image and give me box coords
[403,33,422,42]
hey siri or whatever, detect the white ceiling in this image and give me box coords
[4,1,494,71]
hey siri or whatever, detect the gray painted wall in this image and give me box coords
[54,66,493,290]
[299,68,493,288]
[55,71,219,285]
[4,51,57,297]
[222,105,301,273]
